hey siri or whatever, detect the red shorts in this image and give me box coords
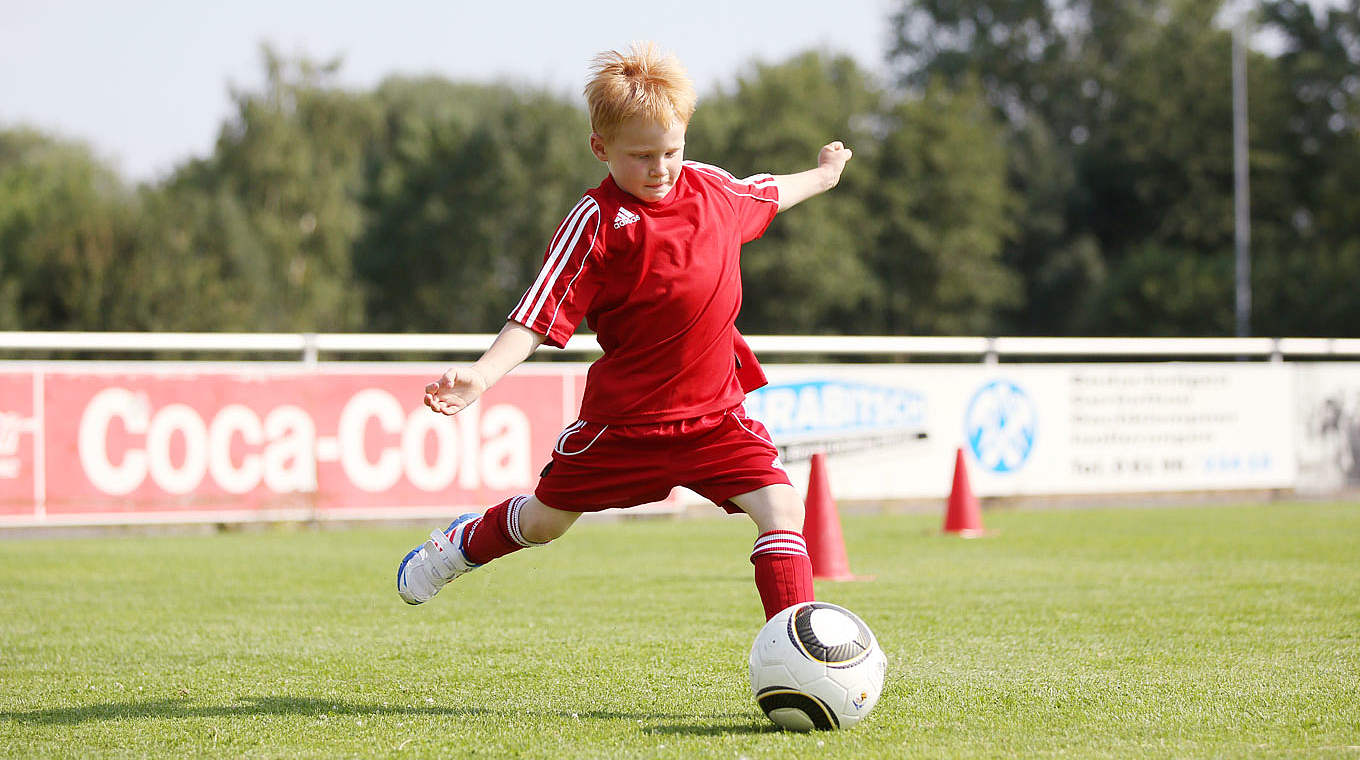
[534,406,791,514]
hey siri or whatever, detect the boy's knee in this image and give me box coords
[767,495,803,525]
[736,485,804,533]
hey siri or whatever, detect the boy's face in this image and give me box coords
[590,116,686,203]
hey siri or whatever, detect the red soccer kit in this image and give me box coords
[509,161,790,512]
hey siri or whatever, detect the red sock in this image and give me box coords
[462,495,543,565]
[750,530,815,620]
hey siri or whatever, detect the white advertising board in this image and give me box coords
[747,363,1297,499]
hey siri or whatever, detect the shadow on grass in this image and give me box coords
[644,721,778,736]
[560,709,774,735]
[1,696,774,735]
[0,696,483,725]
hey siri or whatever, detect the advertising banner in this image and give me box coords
[0,364,585,524]
[0,373,38,516]
[0,359,1316,526]
[748,363,1297,500]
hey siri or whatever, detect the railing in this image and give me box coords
[2,331,1360,364]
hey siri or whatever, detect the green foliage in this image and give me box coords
[689,53,1018,335]
[890,0,1360,337]
[1080,2,1236,254]
[1249,0,1360,336]
[0,129,138,330]
[1086,241,1235,335]
[117,181,263,331]
[1067,1,1241,334]
[868,79,1018,335]
[201,46,381,331]
[1000,120,1106,335]
[355,79,599,332]
[3,6,1358,337]
[889,0,1102,335]
[690,53,883,334]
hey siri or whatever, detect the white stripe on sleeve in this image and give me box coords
[685,161,778,204]
[513,197,600,325]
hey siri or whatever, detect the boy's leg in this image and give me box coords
[729,484,815,620]
[463,494,579,563]
[397,495,579,605]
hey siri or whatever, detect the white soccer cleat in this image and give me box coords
[396,513,481,605]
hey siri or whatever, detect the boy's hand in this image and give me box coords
[424,368,488,416]
[771,141,854,212]
[818,141,853,187]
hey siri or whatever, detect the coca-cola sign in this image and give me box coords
[0,366,583,522]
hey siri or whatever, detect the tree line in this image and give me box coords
[1,0,1356,339]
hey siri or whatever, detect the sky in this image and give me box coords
[0,0,897,182]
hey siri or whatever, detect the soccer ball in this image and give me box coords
[749,601,887,731]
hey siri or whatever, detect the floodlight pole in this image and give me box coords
[1232,20,1252,338]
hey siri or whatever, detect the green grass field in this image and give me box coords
[2,502,1358,759]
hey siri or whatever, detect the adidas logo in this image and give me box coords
[613,207,640,229]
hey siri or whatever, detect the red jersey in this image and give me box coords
[510,161,780,424]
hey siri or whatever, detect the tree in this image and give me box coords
[116,179,266,331]
[1072,0,1243,333]
[1250,0,1360,336]
[867,79,1019,334]
[889,0,1070,124]
[354,78,601,333]
[0,128,138,330]
[688,51,1019,335]
[189,45,380,331]
[886,0,1360,336]
[888,0,1107,335]
[687,52,882,334]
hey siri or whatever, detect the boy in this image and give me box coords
[398,42,852,620]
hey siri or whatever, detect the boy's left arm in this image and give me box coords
[771,141,853,213]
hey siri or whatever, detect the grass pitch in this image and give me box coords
[2,502,1358,759]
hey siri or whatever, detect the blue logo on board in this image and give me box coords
[745,380,928,461]
[965,379,1037,473]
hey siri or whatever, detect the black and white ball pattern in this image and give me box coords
[749,602,886,731]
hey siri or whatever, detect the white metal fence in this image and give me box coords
[3,331,1360,363]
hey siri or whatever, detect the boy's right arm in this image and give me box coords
[424,320,547,416]
[771,141,853,213]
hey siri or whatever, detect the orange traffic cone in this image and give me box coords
[803,452,868,581]
[943,447,987,537]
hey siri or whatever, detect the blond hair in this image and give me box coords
[584,42,697,141]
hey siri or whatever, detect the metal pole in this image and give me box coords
[1232,21,1252,338]
[302,332,319,367]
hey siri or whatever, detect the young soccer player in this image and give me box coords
[397,42,852,620]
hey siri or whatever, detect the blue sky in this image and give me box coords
[0,1,895,182]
